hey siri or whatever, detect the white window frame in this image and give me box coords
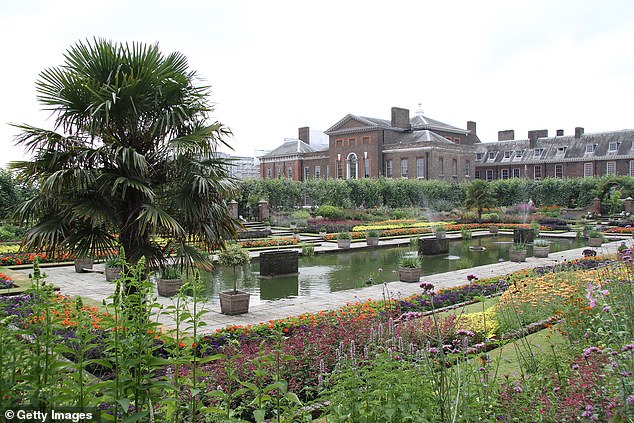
[485,169,493,181]
[465,160,471,177]
[476,153,484,161]
[416,158,425,179]
[501,169,509,179]
[400,158,408,178]
[267,168,272,178]
[533,148,543,157]
[315,166,321,178]
[288,168,293,178]
[556,146,567,157]
[512,168,521,178]
[606,161,617,175]
[534,165,542,180]
[630,161,634,177]
[586,144,595,153]
[347,152,358,180]
[503,150,512,159]
[385,160,393,178]
[609,142,619,152]
[584,162,594,177]
[304,167,310,181]
[555,164,563,178]
[364,159,370,178]
[488,151,497,160]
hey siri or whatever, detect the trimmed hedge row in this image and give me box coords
[237,176,634,213]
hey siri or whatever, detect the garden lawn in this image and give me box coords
[488,326,567,377]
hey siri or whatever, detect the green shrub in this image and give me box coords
[315,205,344,220]
[399,255,421,268]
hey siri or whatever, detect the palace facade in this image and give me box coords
[259,107,634,181]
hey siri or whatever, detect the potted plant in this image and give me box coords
[263,218,272,231]
[433,226,446,239]
[74,256,94,273]
[289,221,297,230]
[104,255,123,281]
[218,243,252,315]
[587,230,604,247]
[488,224,499,235]
[398,255,422,283]
[366,230,380,247]
[337,232,351,249]
[533,238,550,258]
[318,227,327,238]
[157,264,183,297]
[530,220,541,238]
[509,243,528,262]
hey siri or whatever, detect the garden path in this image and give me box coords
[12,237,626,334]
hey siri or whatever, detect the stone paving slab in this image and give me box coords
[12,237,625,334]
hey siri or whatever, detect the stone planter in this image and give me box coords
[366,236,379,247]
[260,250,298,276]
[319,231,327,238]
[435,231,446,240]
[289,223,297,230]
[399,267,421,283]
[588,237,603,247]
[105,266,122,281]
[337,239,351,249]
[74,258,94,273]
[157,278,183,297]
[509,249,527,263]
[264,225,272,232]
[219,290,250,315]
[533,245,550,258]
[418,238,449,255]
[294,233,302,241]
[489,225,499,235]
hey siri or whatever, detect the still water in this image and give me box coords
[201,236,584,306]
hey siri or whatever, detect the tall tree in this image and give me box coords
[463,179,496,222]
[11,38,237,270]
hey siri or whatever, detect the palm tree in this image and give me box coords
[10,38,238,271]
[463,179,496,222]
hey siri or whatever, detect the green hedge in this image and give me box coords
[236,176,634,214]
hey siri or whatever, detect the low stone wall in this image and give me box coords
[238,229,271,239]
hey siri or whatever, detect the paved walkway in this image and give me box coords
[12,235,626,334]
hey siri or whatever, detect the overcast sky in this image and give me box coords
[2,0,633,167]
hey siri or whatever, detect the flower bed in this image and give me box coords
[0,272,16,289]
[239,237,297,249]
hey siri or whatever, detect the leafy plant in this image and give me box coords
[587,230,604,239]
[366,230,379,238]
[399,255,421,268]
[337,232,351,240]
[218,243,251,293]
[510,242,527,251]
[533,238,549,247]
[301,245,315,256]
[161,264,182,280]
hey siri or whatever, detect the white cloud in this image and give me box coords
[2,0,634,165]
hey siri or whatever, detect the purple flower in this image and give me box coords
[419,282,435,292]
[603,306,611,312]
[622,344,634,352]
[457,329,475,337]
[627,395,634,405]
[583,346,601,358]
[513,386,523,393]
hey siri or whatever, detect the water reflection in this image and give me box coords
[200,236,583,306]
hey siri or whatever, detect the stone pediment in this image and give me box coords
[325,114,391,135]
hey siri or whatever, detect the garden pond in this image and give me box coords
[202,235,585,306]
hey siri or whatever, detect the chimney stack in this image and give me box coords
[575,127,584,139]
[467,121,477,136]
[498,130,515,141]
[298,127,310,144]
[528,129,547,149]
[391,107,411,130]
[556,129,564,136]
